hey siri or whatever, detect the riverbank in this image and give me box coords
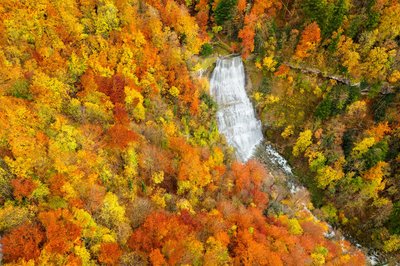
[204,53,371,265]
[254,141,386,265]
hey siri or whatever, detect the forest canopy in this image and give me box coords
[0,0,399,264]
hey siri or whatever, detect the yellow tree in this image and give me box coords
[293,130,313,157]
[362,47,395,82]
[336,35,361,79]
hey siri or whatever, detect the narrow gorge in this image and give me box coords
[209,55,382,265]
[1,0,399,264]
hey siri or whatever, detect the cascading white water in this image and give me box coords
[208,56,380,264]
[210,56,263,161]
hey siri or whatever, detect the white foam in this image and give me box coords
[210,57,263,161]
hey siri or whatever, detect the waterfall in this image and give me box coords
[208,56,380,265]
[210,56,263,161]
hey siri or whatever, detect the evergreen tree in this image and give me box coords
[214,0,238,25]
[326,0,347,36]
[302,0,327,32]
[303,0,348,37]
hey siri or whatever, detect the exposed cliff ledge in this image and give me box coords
[284,62,396,95]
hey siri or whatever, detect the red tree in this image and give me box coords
[38,209,82,254]
[11,177,37,200]
[1,222,45,262]
[107,123,139,149]
[232,160,268,207]
[98,242,123,265]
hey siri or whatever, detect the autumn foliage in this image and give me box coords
[294,22,321,59]
[98,242,123,265]
[0,0,379,264]
[11,177,37,200]
[38,210,82,254]
[248,0,400,258]
[1,223,44,262]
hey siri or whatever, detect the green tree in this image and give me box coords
[303,0,348,37]
[302,0,329,34]
[389,202,400,234]
[326,0,347,37]
[214,0,238,25]
[199,43,213,57]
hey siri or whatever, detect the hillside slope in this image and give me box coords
[0,0,368,265]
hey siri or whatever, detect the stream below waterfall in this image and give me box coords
[209,56,383,265]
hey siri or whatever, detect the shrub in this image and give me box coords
[7,79,32,100]
[315,84,360,120]
[199,43,213,57]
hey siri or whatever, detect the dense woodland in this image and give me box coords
[0,0,398,265]
[231,0,400,258]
